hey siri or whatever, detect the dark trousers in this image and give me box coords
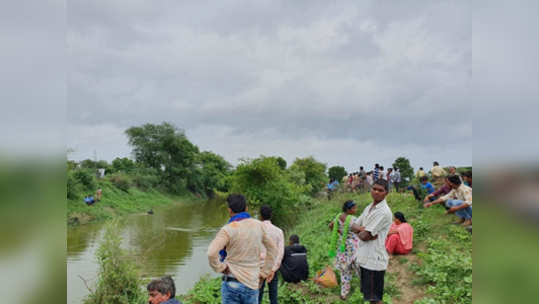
[258,275,278,304]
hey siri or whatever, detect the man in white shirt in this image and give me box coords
[258,205,284,304]
[352,179,393,304]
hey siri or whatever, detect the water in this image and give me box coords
[67,199,229,304]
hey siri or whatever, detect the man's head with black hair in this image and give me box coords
[226,194,247,214]
[360,166,364,170]
[433,161,439,166]
[147,276,176,304]
[419,176,429,183]
[447,175,462,188]
[380,166,384,171]
[289,234,300,245]
[260,205,272,221]
[371,179,389,203]
[419,167,424,170]
[375,163,379,168]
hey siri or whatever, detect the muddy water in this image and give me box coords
[67,199,229,303]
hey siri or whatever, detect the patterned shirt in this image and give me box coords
[354,199,393,271]
[207,218,278,290]
[440,184,473,206]
[260,220,285,272]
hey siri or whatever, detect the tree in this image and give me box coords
[275,157,287,170]
[393,156,414,187]
[125,122,199,193]
[111,157,136,173]
[328,166,347,182]
[289,156,327,196]
[197,151,232,195]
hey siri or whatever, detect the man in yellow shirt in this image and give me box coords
[430,161,447,188]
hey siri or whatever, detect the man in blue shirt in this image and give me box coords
[420,176,435,194]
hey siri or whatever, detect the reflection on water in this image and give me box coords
[67,198,228,304]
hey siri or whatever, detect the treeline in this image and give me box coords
[66,122,332,224]
[67,122,232,201]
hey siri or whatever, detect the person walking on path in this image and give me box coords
[207,194,278,304]
[258,205,284,304]
[351,179,393,304]
[328,200,361,300]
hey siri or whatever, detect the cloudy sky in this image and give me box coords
[67,0,472,172]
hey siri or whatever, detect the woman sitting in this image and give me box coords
[385,212,413,255]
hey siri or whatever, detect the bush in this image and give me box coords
[68,169,97,199]
[328,166,347,182]
[289,157,327,196]
[84,221,146,304]
[230,156,308,226]
[109,173,132,192]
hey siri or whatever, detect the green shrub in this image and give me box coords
[328,166,347,182]
[288,156,327,196]
[84,221,146,304]
[109,174,132,192]
[71,169,97,194]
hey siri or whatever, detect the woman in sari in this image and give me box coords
[385,212,413,255]
[328,200,360,300]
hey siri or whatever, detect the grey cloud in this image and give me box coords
[67,0,471,167]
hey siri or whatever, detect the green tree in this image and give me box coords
[230,156,310,226]
[125,122,199,193]
[328,166,347,182]
[393,156,414,187]
[111,157,136,173]
[197,151,232,195]
[275,156,287,170]
[289,156,327,196]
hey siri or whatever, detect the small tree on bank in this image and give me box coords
[328,166,347,182]
[392,156,414,188]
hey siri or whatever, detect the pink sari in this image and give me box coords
[386,222,413,254]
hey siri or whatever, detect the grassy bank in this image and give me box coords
[181,191,472,304]
[67,179,199,225]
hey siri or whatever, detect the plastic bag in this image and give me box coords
[314,266,338,288]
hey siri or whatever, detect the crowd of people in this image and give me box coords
[146,161,470,304]
[340,164,402,194]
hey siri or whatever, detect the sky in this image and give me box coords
[66,0,472,172]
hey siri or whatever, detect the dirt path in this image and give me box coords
[388,252,426,304]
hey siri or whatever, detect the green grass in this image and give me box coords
[180,190,472,304]
[67,179,198,225]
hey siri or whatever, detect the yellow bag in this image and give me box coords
[314,266,338,288]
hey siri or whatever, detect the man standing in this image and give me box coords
[386,168,393,191]
[391,168,401,192]
[373,164,380,181]
[258,205,284,304]
[352,180,393,304]
[430,161,447,188]
[424,175,472,227]
[359,166,367,192]
[207,194,278,304]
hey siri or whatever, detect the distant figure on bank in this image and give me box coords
[147,276,182,304]
[96,188,102,201]
[84,195,95,205]
[416,167,426,179]
[258,205,285,304]
[385,212,413,255]
[391,168,401,192]
[207,194,278,304]
[279,234,309,283]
